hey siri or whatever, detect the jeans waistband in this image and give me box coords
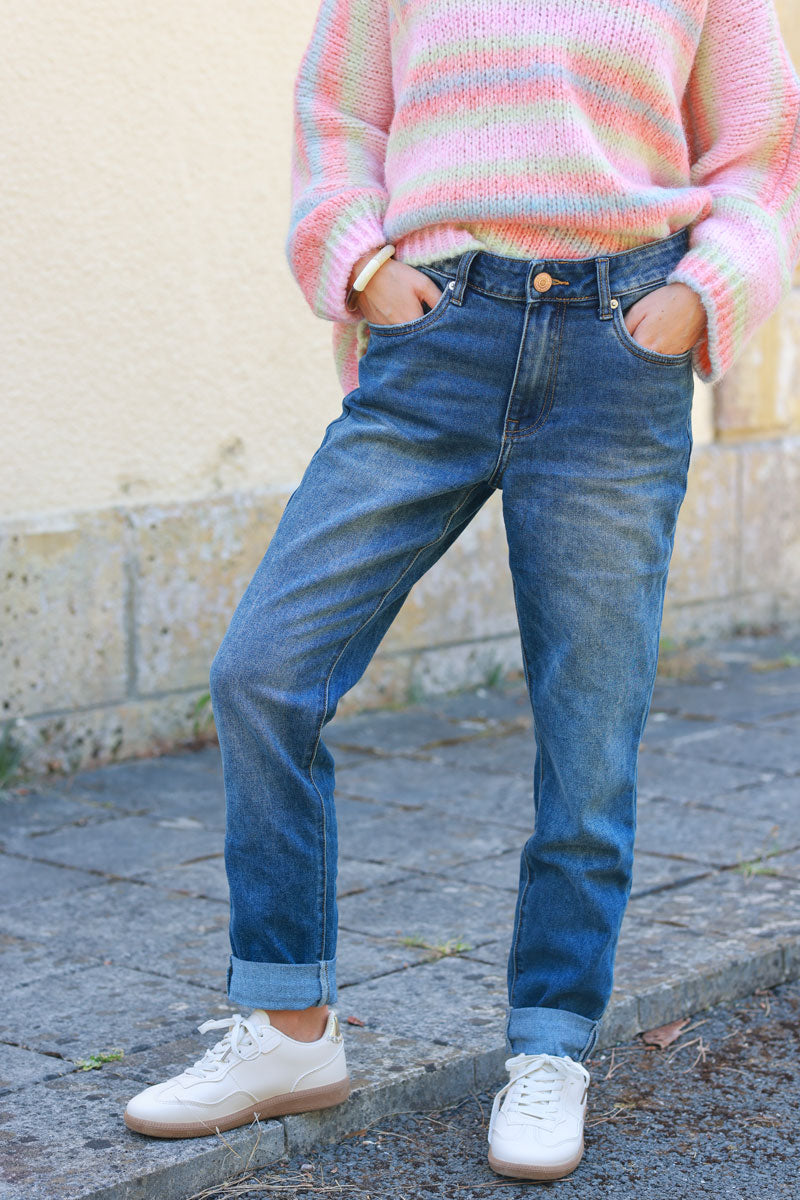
[420,226,690,310]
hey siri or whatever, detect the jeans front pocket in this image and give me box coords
[610,278,694,367]
[366,277,456,339]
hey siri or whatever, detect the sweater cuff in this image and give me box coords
[287,189,389,324]
[664,195,788,386]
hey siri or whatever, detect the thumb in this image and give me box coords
[419,278,447,309]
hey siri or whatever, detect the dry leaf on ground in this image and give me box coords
[640,1017,691,1049]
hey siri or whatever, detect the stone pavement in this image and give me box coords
[1,628,800,1200]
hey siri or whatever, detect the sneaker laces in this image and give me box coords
[488,1052,590,1141]
[184,1013,265,1078]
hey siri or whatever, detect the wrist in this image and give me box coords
[345,244,396,314]
[348,246,387,293]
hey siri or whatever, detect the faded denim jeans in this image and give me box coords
[209,226,694,1064]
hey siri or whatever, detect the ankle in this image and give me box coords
[265,1005,330,1042]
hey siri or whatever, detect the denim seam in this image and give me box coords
[622,443,690,941]
[629,529,677,846]
[492,301,532,485]
[509,745,539,1007]
[507,571,535,1009]
[227,954,336,1008]
[305,477,492,962]
[449,273,683,306]
[411,265,682,305]
[582,1023,600,1060]
[414,225,688,303]
[510,301,567,439]
[466,227,690,285]
[282,402,359,515]
[572,226,689,264]
[508,587,540,1010]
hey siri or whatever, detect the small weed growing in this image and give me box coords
[397,935,473,958]
[483,660,506,689]
[192,692,215,739]
[0,725,23,788]
[750,653,800,672]
[75,1049,125,1071]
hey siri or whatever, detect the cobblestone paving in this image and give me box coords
[1,628,799,1198]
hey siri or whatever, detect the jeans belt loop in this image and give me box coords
[451,249,480,305]
[596,258,613,321]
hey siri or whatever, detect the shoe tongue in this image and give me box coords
[509,1052,556,1079]
[510,1052,542,1070]
[247,1009,273,1030]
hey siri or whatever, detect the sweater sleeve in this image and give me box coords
[664,0,800,384]
[285,0,394,325]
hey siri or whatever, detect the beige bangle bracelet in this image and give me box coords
[345,244,396,313]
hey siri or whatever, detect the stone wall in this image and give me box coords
[665,264,800,644]
[4,300,799,780]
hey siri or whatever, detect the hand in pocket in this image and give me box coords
[624,282,706,356]
[352,260,443,327]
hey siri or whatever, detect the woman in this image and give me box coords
[124,0,800,1181]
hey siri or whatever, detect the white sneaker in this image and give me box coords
[124,1008,350,1138]
[487,1051,590,1180]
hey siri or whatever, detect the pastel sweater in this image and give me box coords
[286,0,800,395]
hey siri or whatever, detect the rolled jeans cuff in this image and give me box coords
[505,1005,600,1063]
[227,955,337,1009]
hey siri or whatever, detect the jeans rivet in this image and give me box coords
[610,298,619,308]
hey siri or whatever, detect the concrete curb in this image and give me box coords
[82,932,800,1200]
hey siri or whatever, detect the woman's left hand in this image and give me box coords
[624,282,707,356]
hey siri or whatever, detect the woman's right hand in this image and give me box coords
[348,252,443,325]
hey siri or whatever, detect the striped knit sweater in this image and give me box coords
[286,0,800,395]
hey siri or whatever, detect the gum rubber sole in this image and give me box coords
[123,1075,351,1139]
[488,1139,584,1181]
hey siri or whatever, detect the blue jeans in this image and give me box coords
[209,226,694,1065]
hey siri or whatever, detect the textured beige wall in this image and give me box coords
[1,0,796,520]
[1,0,343,520]
[782,0,799,65]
